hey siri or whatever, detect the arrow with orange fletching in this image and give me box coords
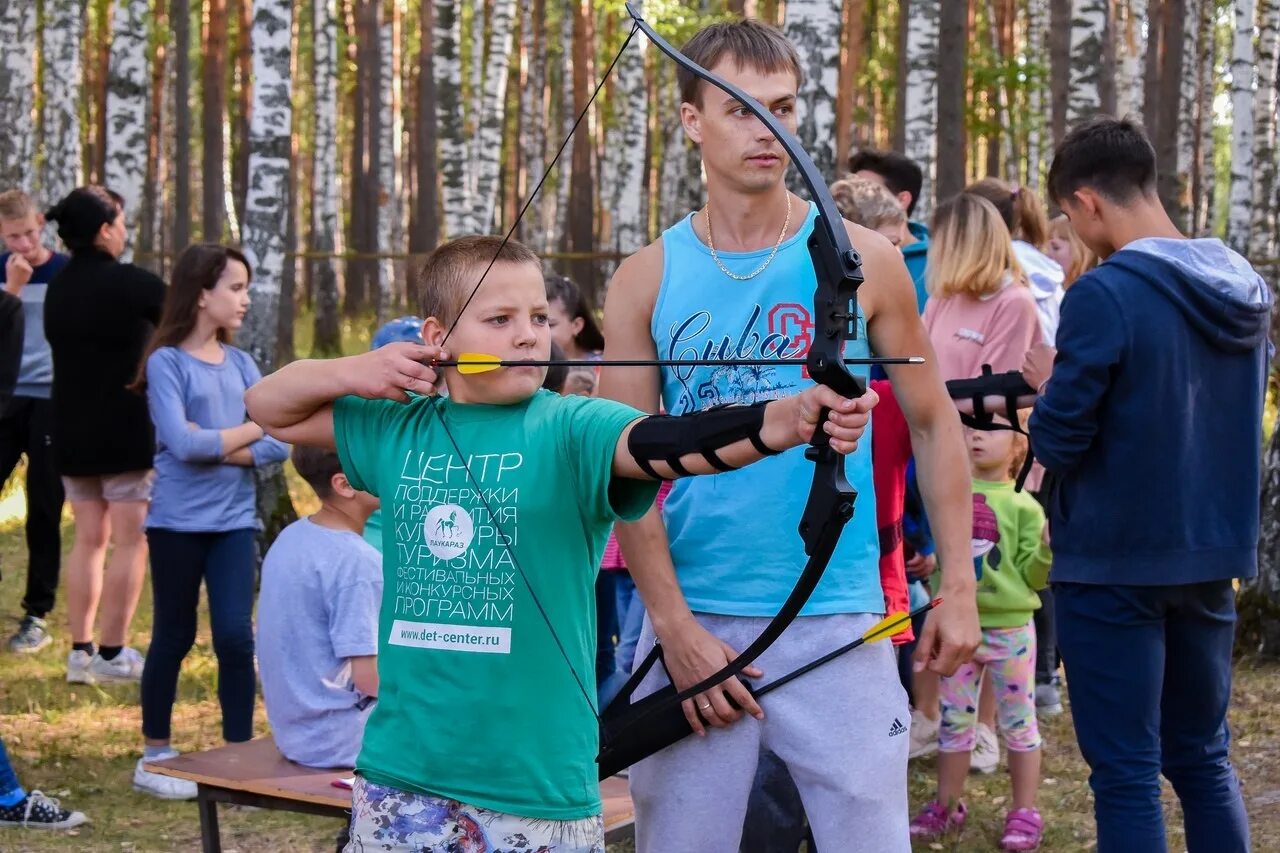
[438,352,926,375]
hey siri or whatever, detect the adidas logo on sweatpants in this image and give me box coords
[888,717,907,737]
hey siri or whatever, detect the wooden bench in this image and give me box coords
[145,737,636,852]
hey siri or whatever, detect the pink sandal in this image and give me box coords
[909,799,967,839]
[1000,807,1043,850]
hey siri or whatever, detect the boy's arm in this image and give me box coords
[244,342,444,449]
[1027,277,1125,473]
[350,655,378,699]
[857,223,979,677]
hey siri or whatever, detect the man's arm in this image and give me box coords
[350,655,378,698]
[244,342,443,449]
[856,223,979,676]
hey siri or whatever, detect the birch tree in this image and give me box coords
[40,0,85,206]
[1114,0,1148,122]
[555,2,575,245]
[377,0,395,318]
[600,1,648,258]
[1025,0,1050,188]
[1068,0,1107,126]
[467,0,517,234]
[312,0,342,354]
[1227,0,1256,253]
[519,0,549,250]
[1193,0,1217,234]
[783,0,841,181]
[0,1,34,191]
[1172,0,1201,230]
[658,65,702,227]
[240,0,294,371]
[105,0,150,260]
[902,0,940,218]
[1253,0,1280,261]
[435,0,468,237]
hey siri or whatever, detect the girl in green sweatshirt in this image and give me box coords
[911,415,1051,850]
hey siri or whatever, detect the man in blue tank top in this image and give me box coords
[599,18,978,853]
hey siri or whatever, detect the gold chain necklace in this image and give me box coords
[704,196,792,281]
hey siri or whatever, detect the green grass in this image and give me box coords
[1,487,1279,850]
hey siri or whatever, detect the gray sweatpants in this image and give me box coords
[629,612,911,853]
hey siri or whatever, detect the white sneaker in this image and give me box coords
[133,756,197,800]
[971,722,1000,774]
[908,708,940,759]
[89,647,145,682]
[1035,682,1064,716]
[66,650,93,684]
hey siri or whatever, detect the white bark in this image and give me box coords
[601,1,648,257]
[903,0,940,218]
[105,0,150,260]
[1068,0,1107,126]
[377,0,395,318]
[435,0,469,237]
[467,0,516,234]
[1025,0,1049,189]
[1253,0,1280,260]
[1175,0,1202,229]
[1228,0,1257,252]
[40,0,85,206]
[783,0,841,181]
[519,0,549,251]
[555,2,574,246]
[1196,0,1217,235]
[659,64,702,226]
[0,1,35,191]
[312,0,340,337]
[240,0,294,370]
[1115,0,1149,122]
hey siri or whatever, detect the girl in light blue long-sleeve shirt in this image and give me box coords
[129,243,289,800]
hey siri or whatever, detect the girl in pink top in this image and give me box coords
[922,193,1040,381]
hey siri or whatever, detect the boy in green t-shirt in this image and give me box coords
[246,235,876,852]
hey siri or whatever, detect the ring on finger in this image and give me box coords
[698,701,712,710]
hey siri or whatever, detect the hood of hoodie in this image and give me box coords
[1105,237,1271,353]
[902,220,929,257]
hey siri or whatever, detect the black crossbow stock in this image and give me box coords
[423,3,926,780]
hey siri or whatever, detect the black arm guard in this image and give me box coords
[626,402,781,480]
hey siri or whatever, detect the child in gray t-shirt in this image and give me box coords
[257,446,381,768]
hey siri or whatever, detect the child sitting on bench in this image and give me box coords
[256,445,382,768]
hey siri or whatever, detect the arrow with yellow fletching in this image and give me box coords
[747,598,942,699]
[439,352,926,375]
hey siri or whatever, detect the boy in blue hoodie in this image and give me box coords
[1025,117,1264,853]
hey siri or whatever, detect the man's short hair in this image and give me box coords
[830,177,907,231]
[0,190,36,222]
[292,445,345,499]
[678,19,803,107]
[412,236,540,327]
[846,149,924,216]
[1047,116,1158,206]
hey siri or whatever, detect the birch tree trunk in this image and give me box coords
[1193,0,1216,235]
[600,0,647,259]
[555,1,574,247]
[659,65,701,227]
[783,0,841,181]
[1068,0,1107,126]
[0,1,34,192]
[1240,418,1280,658]
[1252,0,1280,262]
[519,0,548,250]
[1171,0,1201,231]
[902,0,940,218]
[104,0,149,260]
[1115,0,1148,122]
[312,0,342,355]
[377,0,395,319]
[468,0,517,235]
[1227,0,1257,253]
[40,0,85,206]
[241,0,294,370]
[435,0,468,237]
[1025,0,1049,188]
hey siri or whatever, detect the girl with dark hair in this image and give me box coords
[544,273,604,361]
[42,186,166,686]
[129,243,289,800]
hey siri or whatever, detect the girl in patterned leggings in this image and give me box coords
[910,415,1051,850]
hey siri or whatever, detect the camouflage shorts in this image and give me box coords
[344,776,605,853]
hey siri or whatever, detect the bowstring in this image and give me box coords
[438,22,642,352]
[433,404,601,722]
[424,26,642,722]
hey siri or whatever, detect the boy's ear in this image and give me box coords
[422,317,446,347]
[329,471,356,498]
[1070,188,1104,221]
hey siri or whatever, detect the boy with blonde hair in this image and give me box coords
[246,234,876,851]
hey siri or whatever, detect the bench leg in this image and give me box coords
[197,785,222,853]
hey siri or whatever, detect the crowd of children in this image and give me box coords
[0,14,1266,853]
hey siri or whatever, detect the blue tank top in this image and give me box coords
[652,202,882,616]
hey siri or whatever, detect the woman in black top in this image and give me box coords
[43,187,165,686]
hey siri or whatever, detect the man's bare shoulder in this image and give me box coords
[605,238,665,316]
[841,219,918,320]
